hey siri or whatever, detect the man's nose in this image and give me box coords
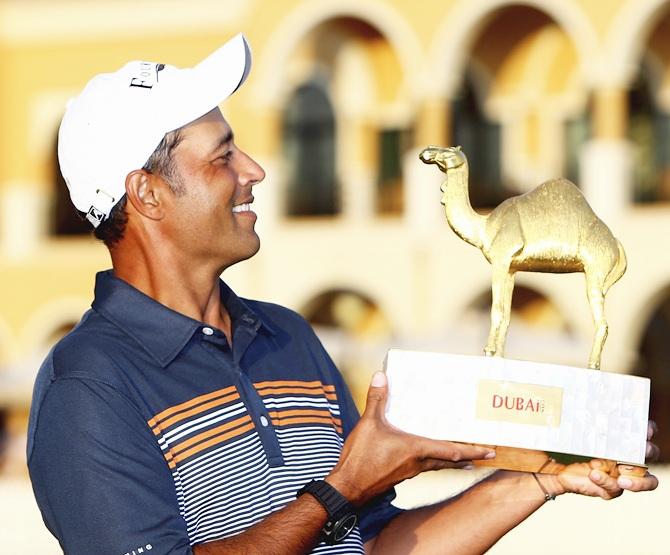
[239,150,265,187]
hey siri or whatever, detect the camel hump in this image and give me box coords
[518,178,593,214]
[536,178,586,200]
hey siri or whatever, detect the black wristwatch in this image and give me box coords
[297,479,358,544]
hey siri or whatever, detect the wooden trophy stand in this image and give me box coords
[469,444,647,478]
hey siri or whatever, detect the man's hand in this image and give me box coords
[326,372,496,505]
[539,420,660,500]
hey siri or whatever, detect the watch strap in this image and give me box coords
[297,479,358,544]
[297,479,353,519]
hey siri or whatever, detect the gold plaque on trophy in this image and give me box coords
[384,146,649,478]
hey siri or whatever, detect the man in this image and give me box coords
[28,34,658,555]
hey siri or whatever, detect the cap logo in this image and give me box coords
[86,206,106,227]
[129,61,164,90]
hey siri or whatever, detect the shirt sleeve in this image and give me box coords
[28,377,193,555]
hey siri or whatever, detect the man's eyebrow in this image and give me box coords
[209,130,234,156]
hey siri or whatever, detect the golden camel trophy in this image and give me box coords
[382,145,649,480]
[419,145,626,370]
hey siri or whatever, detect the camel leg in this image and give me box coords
[585,271,608,369]
[485,265,515,357]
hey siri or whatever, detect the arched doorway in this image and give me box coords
[449,5,585,204]
[451,71,505,208]
[628,39,670,204]
[280,16,409,218]
[635,290,670,461]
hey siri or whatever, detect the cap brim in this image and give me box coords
[195,32,252,96]
[160,33,252,134]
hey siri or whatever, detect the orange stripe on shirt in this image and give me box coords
[255,387,338,400]
[167,414,253,457]
[253,379,335,392]
[268,408,341,424]
[164,415,254,463]
[270,416,343,434]
[151,392,241,435]
[167,421,256,467]
[148,385,238,427]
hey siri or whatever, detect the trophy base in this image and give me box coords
[463,443,647,477]
[384,350,650,469]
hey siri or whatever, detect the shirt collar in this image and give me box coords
[91,270,275,368]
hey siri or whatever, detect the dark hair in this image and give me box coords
[88,128,185,248]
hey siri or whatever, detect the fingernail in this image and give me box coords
[371,372,386,387]
[591,471,602,481]
[618,477,633,489]
[485,451,496,459]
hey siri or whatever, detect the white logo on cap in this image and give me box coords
[129,62,164,90]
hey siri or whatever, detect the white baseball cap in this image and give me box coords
[58,33,252,227]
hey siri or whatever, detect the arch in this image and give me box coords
[459,282,583,364]
[251,0,423,108]
[626,281,670,358]
[428,0,598,98]
[19,297,89,355]
[298,286,394,408]
[432,3,592,189]
[463,283,572,332]
[603,0,670,88]
[299,287,392,339]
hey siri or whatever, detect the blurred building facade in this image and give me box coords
[1,0,670,477]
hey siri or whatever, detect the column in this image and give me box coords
[580,88,632,223]
[415,97,450,148]
[339,118,375,222]
[405,99,450,234]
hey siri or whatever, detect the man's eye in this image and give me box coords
[218,151,233,164]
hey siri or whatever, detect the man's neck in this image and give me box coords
[111,246,234,345]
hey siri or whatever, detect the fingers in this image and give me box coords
[562,459,658,500]
[646,421,660,462]
[589,468,623,500]
[363,372,388,419]
[617,472,659,493]
[418,438,496,463]
[646,441,660,462]
[648,420,658,440]
[422,458,475,471]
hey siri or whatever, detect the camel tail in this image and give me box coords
[603,239,627,294]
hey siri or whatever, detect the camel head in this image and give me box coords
[419,145,467,173]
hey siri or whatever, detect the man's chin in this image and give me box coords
[221,240,261,270]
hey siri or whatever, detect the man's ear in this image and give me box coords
[125,169,169,221]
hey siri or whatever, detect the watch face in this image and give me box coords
[333,514,358,543]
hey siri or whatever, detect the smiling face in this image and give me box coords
[163,108,265,269]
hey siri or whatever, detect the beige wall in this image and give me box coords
[1,1,670,551]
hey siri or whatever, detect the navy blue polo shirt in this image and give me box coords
[28,270,401,555]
